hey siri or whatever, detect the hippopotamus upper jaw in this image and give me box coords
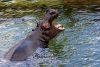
[43,9,59,25]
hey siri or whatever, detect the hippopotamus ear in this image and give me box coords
[32,23,40,31]
[36,23,39,27]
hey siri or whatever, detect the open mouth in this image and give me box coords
[55,24,65,30]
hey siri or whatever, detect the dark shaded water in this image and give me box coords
[0,4,100,67]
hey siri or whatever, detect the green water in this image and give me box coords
[0,4,100,67]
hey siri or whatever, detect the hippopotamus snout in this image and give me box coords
[44,9,58,25]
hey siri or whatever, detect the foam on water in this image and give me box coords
[0,47,62,67]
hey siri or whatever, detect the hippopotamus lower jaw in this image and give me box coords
[53,24,65,31]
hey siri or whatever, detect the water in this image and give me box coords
[0,5,100,67]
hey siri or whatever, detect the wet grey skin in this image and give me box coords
[4,9,64,61]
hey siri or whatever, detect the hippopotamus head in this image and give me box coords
[35,9,65,39]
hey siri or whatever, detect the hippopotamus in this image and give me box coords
[4,9,65,61]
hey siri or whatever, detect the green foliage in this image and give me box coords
[0,2,7,10]
[33,0,62,8]
[0,0,62,10]
[0,2,6,5]
[9,1,34,10]
[63,0,100,5]
[0,1,62,17]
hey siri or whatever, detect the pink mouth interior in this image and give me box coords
[55,24,65,30]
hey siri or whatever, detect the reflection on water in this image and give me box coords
[0,4,100,67]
